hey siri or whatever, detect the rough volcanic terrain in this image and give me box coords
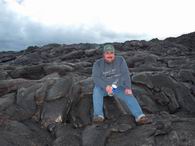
[0,32,195,146]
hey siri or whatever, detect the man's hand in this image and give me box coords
[125,88,133,95]
[106,85,112,94]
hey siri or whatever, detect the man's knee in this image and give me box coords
[93,86,105,95]
[94,86,103,92]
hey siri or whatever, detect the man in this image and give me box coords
[92,44,151,125]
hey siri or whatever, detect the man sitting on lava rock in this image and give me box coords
[92,44,151,125]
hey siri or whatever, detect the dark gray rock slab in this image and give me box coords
[41,97,71,128]
[82,124,111,146]
[9,65,45,79]
[0,93,15,111]
[0,78,36,97]
[132,72,154,89]
[16,84,41,114]
[69,96,92,128]
[46,76,73,101]
[0,69,9,80]
[53,135,80,146]
[0,119,52,146]
[43,63,74,75]
[179,69,195,84]
[52,124,81,146]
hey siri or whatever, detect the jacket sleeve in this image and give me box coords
[120,57,131,89]
[92,61,107,90]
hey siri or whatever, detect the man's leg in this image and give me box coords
[115,88,145,121]
[92,86,107,117]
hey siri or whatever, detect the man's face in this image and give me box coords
[103,51,115,63]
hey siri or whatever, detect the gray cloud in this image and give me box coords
[0,1,148,51]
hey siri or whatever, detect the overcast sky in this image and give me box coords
[1,0,195,51]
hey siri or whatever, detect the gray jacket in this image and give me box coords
[92,56,131,90]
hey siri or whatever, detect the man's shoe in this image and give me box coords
[92,115,104,124]
[136,116,152,125]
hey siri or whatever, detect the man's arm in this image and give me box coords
[92,61,107,90]
[120,57,131,89]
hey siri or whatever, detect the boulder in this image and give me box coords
[41,97,71,128]
[45,76,73,101]
[132,72,154,89]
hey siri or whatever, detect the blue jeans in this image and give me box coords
[92,86,144,121]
